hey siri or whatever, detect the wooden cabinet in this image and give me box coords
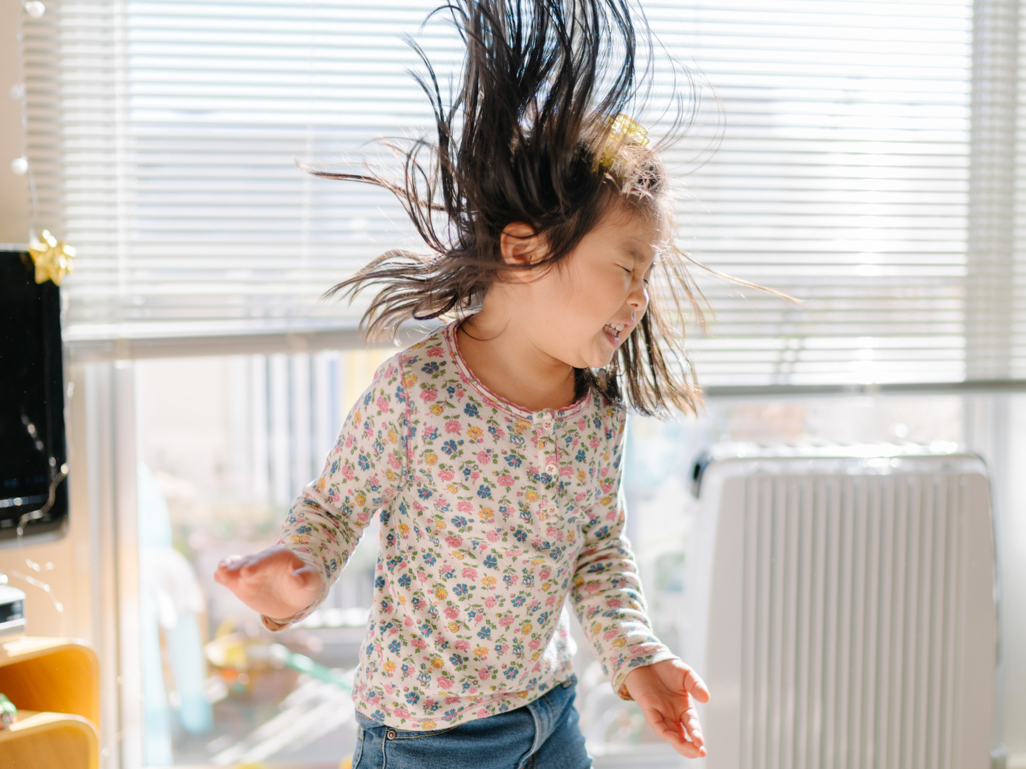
[0,637,99,769]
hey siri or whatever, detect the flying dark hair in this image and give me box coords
[306,0,713,417]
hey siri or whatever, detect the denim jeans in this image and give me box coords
[352,676,592,769]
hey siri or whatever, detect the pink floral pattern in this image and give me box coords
[265,321,672,728]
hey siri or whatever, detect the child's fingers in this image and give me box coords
[681,704,704,748]
[683,666,711,703]
[651,713,706,759]
[214,555,243,583]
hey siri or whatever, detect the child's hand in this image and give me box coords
[213,545,323,621]
[623,658,711,759]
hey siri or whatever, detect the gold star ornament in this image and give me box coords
[28,230,76,286]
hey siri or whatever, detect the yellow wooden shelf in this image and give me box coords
[0,637,99,769]
[0,710,98,769]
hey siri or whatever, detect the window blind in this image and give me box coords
[20,0,1020,388]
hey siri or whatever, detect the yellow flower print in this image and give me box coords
[433,516,447,529]
[531,651,540,661]
[577,469,586,482]
[591,622,602,636]
[515,418,531,431]
[386,469,397,482]
[384,661,396,673]
[355,493,366,507]
[600,495,612,506]
[435,587,448,600]
[482,576,497,588]
[525,490,539,502]
[423,720,436,730]
[520,622,532,635]
[574,575,585,588]
[531,557,544,567]
[468,426,483,440]
[612,638,626,648]
[315,477,326,492]
[387,428,398,444]
[541,581,551,591]
[425,451,438,465]
[431,656,444,669]
[448,621,461,632]
[478,507,494,522]
[474,646,489,658]
[447,483,459,494]
[398,522,410,536]
[430,403,444,416]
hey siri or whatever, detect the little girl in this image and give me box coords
[215,0,711,765]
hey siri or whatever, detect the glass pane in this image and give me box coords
[135,348,392,767]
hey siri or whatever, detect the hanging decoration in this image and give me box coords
[28,230,75,286]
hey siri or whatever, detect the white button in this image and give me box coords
[545,461,558,472]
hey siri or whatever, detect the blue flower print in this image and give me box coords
[477,485,492,499]
[389,640,401,654]
[483,554,498,569]
[464,402,479,418]
[422,362,440,375]
[453,583,470,597]
[442,440,458,455]
[358,454,370,471]
[504,454,522,468]
[477,626,491,639]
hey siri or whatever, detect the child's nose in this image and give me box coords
[627,282,648,311]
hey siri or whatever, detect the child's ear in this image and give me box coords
[500,222,546,270]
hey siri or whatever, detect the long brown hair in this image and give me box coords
[308,0,715,417]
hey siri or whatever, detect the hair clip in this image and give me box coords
[597,113,650,170]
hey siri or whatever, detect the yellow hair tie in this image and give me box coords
[597,113,650,170]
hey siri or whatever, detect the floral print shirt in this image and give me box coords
[264,320,673,729]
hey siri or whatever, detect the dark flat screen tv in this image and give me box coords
[0,251,69,543]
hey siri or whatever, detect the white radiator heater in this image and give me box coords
[682,444,999,769]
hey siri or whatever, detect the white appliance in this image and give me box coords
[683,443,999,769]
[0,574,26,639]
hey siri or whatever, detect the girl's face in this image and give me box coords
[512,206,658,370]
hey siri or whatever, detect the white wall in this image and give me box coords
[1,2,31,244]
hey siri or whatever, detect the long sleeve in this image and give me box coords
[569,410,674,697]
[261,357,410,631]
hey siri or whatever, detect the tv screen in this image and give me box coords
[0,251,69,543]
